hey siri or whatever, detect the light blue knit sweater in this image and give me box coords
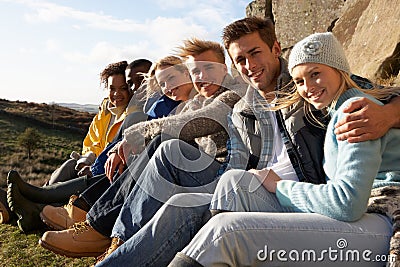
[276,88,400,222]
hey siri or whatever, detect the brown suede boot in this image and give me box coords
[40,195,87,230]
[93,237,124,266]
[39,220,111,258]
[0,188,14,224]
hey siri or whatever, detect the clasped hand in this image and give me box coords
[104,138,144,182]
[248,168,281,193]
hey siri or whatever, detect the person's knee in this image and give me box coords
[63,158,78,168]
[164,194,211,216]
[217,169,251,190]
[155,139,181,158]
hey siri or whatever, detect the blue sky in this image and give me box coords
[0,0,248,105]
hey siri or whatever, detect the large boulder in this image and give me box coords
[333,0,400,83]
[246,0,273,20]
[272,0,345,50]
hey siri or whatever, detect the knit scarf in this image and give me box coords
[367,185,400,267]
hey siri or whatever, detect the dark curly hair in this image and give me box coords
[100,61,128,89]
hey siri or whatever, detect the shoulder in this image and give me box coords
[333,89,383,120]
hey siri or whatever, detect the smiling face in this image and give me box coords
[228,31,281,98]
[292,63,342,110]
[107,73,131,108]
[155,65,193,101]
[185,50,227,98]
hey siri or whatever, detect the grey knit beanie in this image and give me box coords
[288,32,350,75]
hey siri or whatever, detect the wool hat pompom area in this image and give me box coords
[288,32,350,75]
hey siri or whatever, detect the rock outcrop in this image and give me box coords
[246,0,400,85]
[333,0,400,83]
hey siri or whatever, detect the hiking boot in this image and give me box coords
[39,220,111,258]
[0,188,14,224]
[7,182,46,233]
[40,195,87,230]
[94,237,124,266]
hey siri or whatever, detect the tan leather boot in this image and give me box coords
[40,195,87,230]
[0,201,10,224]
[93,237,124,266]
[0,188,12,224]
[39,220,111,258]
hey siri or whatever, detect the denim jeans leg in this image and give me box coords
[111,139,221,241]
[210,169,295,212]
[181,212,392,267]
[87,134,165,237]
[96,193,213,267]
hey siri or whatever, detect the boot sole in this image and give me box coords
[39,212,68,231]
[39,239,103,258]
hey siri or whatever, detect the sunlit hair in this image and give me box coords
[222,17,277,52]
[100,61,128,89]
[144,55,189,98]
[272,68,400,128]
[175,38,225,64]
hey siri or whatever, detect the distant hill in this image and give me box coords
[56,102,99,114]
[0,98,94,135]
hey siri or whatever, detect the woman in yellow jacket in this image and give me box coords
[48,61,136,185]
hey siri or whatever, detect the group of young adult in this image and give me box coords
[2,16,400,266]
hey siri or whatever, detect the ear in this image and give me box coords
[272,41,281,58]
[222,63,228,74]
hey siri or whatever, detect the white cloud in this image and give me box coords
[45,39,59,52]
[19,47,36,54]
[16,0,145,32]
[62,41,154,65]
[154,0,198,9]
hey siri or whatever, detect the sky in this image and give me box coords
[0,0,248,105]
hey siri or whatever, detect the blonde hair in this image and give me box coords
[272,69,400,128]
[144,55,187,98]
[175,38,225,64]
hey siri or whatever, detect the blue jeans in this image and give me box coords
[96,193,212,267]
[210,169,296,212]
[87,134,164,237]
[110,139,221,241]
[177,169,393,266]
[178,212,392,266]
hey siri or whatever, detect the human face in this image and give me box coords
[107,74,131,108]
[292,63,342,110]
[186,50,227,98]
[125,66,148,91]
[228,32,281,97]
[155,65,193,101]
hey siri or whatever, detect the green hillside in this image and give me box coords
[0,99,96,266]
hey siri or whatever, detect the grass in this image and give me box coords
[0,110,86,188]
[0,223,95,266]
[0,100,97,266]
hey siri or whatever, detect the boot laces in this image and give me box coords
[70,221,90,235]
[95,237,123,264]
[65,195,78,211]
